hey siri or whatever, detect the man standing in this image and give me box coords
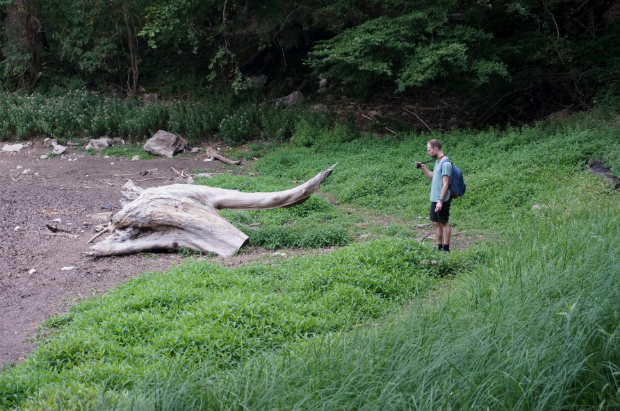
[415,139,452,252]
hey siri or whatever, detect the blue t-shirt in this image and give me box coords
[430,158,452,202]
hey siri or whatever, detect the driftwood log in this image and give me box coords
[87,164,337,257]
[206,147,241,165]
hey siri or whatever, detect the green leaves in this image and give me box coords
[309,8,508,91]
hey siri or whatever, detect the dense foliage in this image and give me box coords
[1,0,619,120]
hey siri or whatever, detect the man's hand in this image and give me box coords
[435,200,443,212]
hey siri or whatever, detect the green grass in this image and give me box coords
[0,240,464,409]
[253,111,620,230]
[2,106,620,409]
[89,205,620,410]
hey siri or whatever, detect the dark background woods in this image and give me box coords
[1,0,619,129]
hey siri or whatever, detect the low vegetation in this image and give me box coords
[0,91,328,144]
[0,240,463,409]
[1,103,620,409]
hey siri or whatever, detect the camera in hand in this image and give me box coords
[415,163,421,169]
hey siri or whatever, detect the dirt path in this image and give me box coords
[0,141,241,366]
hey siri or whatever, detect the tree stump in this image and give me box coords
[87,164,337,257]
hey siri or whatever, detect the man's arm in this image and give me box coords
[435,175,450,211]
[416,163,433,180]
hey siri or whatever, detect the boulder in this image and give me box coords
[112,137,125,145]
[52,145,67,155]
[43,138,57,148]
[275,91,304,107]
[2,143,24,152]
[85,138,111,151]
[142,93,158,105]
[143,130,187,158]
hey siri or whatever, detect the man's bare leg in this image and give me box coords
[440,222,451,247]
[432,221,443,249]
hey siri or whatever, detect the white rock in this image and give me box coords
[29,269,36,274]
[144,130,188,158]
[61,266,76,271]
[22,169,30,174]
[84,138,111,151]
[43,138,58,148]
[14,226,21,231]
[52,145,67,155]
[110,162,114,165]
[190,147,201,153]
[16,165,22,169]
[53,218,62,222]
[204,158,213,162]
[3,143,24,152]
[104,156,110,158]
[131,155,140,161]
[40,155,48,160]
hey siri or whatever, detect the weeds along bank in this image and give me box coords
[0,240,470,409]
[0,91,327,144]
[89,205,620,410]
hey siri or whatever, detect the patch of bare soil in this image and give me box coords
[588,159,620,189]
[0,141,257,366]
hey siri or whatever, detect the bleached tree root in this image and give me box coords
[87,163,337,257]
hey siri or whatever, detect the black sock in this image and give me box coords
[443,244,450,252]
[437,244,443,251]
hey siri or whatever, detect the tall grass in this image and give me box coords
[89,205,620,410]
[0,91,326,144]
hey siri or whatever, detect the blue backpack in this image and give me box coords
[442,159,466,199]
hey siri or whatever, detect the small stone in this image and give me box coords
[16,166,22,169]
[104,156,110,158]
[14,226,21,231]
[94,224,106,232]
[29,269,36,274]
[40,155,48,160]
[52,145,67,155]
[531,204,541,210]
[61,266,76,271]
[204,158,213,162]
[22,169,30,174]
[110,162,114,165]
[101,203,113,210]
[131,155,140,161]
[190,147,201,153]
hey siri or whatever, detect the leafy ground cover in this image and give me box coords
[89,204,620,410]
[0,240,465,409]
[1,105,620,409]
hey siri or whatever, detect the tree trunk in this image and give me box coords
[87,164,337,257]
[3,0,46,89]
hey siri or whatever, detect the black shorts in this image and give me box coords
[430,200,451,223]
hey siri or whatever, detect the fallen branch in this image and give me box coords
[206,147,241,165]
[87,164,338,257]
